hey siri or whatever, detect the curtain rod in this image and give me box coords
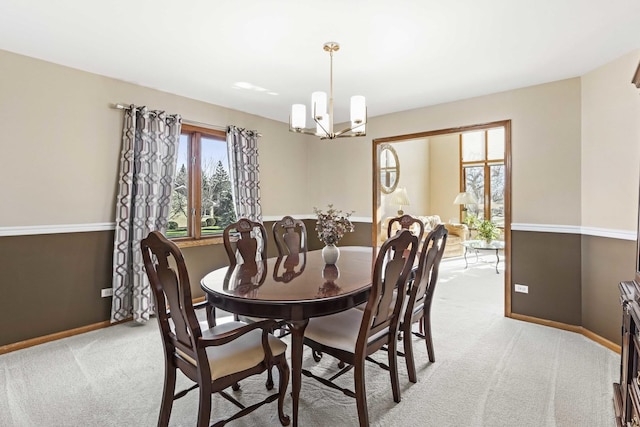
[111,103,228,133]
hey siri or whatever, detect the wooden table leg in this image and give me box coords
[288,319,309,427]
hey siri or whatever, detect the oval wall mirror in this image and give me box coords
[379,143,400,194]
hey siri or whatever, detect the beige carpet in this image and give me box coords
[0,256,618,426]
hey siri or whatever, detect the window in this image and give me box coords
[167,124,236,241]
[460,127,505,227]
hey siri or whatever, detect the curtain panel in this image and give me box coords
[227,126,263,222]
[111,105,181,323]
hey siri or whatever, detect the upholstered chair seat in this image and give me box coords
[304,309,390,353]
[177,321,287,381]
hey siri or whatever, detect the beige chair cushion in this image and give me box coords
[178,321,287,381]
[437,223,467,258]
[444,223,468,237]
[305,309,389,353]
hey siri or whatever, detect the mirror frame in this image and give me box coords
[378,143,400,194]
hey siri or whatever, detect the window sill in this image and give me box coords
[174,235,224,248]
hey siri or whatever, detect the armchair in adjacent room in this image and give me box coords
[442,223,469,258]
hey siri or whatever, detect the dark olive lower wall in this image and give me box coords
[511,230,634,345]
[0,220,373,347]
[0,231,114,347]
[1,224,627,348]
[581,235,635,345]
[511,231,582,326]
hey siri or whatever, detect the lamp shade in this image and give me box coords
[291,104,306,129]
[311,91,327,120]
[453,191,478,205]
[350,95,366,124]
[392,187,411,207]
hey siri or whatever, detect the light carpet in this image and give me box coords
[0,256,618,426]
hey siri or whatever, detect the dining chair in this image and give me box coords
[223,218,268,268]
[140,231,290,427]
[272,216,307,285]
[203,218,269,328]
[387,214,425,241]
[223,217,288,369]
[272,215,307,257]
[401,223,448,382]
[351,214,423,315]
[302,229,418,427]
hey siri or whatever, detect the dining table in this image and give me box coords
[200,246,376,427]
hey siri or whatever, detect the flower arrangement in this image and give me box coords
[313,204,355,246]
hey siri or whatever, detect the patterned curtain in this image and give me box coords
[111,105,181,323]
[227,125,263,222]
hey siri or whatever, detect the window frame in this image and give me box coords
[459,128,505,224]
[169,124,230,247]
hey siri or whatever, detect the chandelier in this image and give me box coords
[289,42,367,140]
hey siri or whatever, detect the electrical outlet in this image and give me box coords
[101,288,114,298]
[514,284,529,294]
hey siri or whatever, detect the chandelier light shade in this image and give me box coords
[312,91,327,120]
[289,42,367,140]
[291,104,306,129]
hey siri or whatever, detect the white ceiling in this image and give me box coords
[1,0,639,124]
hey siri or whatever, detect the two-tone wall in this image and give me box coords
[304,49,640,346]
[0,48,311,347]
[1,47,639,349]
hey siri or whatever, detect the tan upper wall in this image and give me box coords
[429,133,459,223]
[3,47,638,230]
[383,138,430,218]
[308,77,583,225]
[0,49,308,226]
[581,49,640,231]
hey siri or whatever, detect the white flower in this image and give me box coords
[313,204,355,245]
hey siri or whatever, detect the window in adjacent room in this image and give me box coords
[460,127,505,227]
[167,124,236,241]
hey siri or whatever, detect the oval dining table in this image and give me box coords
[200,246,376,427]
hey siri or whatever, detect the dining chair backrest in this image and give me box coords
[223,218,268,268]
[272,215,307,256]
[407,223,448,321]
[140,231,206,374]
[387,214,425,241]
[360,228,419,351]
[400,223,448,380]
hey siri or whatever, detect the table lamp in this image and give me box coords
[453,191,478,221]
[391,187,411,215]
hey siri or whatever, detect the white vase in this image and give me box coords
[322,244,340,265]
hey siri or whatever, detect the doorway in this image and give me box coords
[372,120,512,316]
